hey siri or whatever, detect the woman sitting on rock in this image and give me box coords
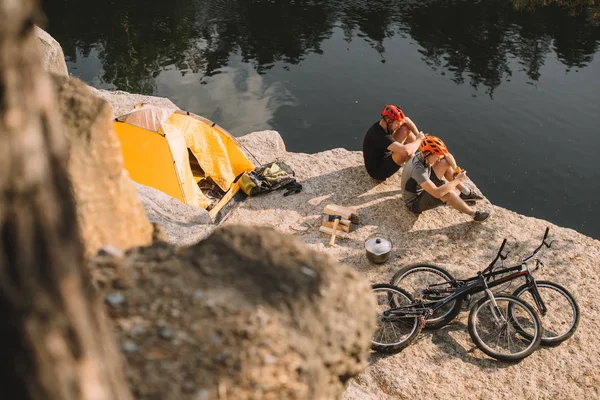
[400,135,489,222]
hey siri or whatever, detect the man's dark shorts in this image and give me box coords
[407,173,445,213]
[367,156,401,180]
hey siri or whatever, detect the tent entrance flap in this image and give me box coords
[114,122,185,203]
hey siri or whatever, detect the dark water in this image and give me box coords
[41,0,600,238]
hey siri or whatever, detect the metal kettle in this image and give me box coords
[364,233,392,264]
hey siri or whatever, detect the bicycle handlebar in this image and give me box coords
[522,227,552,263]
[486,238,507,270]
[483,227,552,273]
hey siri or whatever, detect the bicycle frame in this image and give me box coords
[385,228,553,320]
[385,272,515,320]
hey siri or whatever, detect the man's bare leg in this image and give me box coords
[391,152,408,166]
[392,124,413,144]
[389,125,414,166]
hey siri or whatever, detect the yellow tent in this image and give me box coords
[114,105,255,213]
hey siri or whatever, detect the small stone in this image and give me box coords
[156,319,168,328]
[105,292,125,307]
[210,334,223,345]
[300,266,317,278]
[130,326,146,337]
[122,341,139,353]
[158,327,173,340]
[195,389,210,400]
[97,245,123,258]
[263,354,278,364]
[182,381,196,393]
[193,290,205,300]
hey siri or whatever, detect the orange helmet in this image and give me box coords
[381,105,405,121]
[419,136,449,157]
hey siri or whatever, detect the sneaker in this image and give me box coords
[473,210,490,222]
[460,190,484,201]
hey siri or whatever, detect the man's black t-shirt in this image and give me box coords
[362,122,396,178]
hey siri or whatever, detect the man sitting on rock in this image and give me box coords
[362,105,424,181]
[401,135,489,222]
[363,105,465,182]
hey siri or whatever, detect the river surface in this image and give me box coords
[42,0,600,239]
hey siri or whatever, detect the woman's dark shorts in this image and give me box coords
[366,156,401,180]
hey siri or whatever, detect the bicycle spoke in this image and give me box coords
[371,285,421,352]
[469,296,541,360]
[391,264,460,329]
[514,282,579,344]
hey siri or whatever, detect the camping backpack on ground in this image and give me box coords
[239,161,303,197]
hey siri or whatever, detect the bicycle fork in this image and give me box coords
[527,276,548,316]
[484,289,508,326]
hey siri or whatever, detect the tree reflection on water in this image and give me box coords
[42,0,600,95]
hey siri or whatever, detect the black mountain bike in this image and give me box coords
[389,228,579,346]
[371,229,577,361]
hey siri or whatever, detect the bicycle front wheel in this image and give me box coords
[512,281,579,346]
[468,294,542,361]
[390,264,462,329]
[371,284,421,353]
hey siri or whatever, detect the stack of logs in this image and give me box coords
[319,204,359,246]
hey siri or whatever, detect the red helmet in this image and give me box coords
[419,136,449,157]
[381,105,405,121]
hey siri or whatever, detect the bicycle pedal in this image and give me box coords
[464,294,472,308]
[418,316,426,329]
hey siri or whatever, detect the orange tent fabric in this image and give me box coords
[114,106,254,209]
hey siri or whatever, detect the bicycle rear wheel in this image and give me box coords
[390,264,462,329]
[512,281,579,346]
[371,284,421,353]
[468,294,542,361]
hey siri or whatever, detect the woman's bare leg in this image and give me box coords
[441,191,475,216]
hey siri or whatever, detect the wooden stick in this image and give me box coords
[323,204,353,219]
[322,215,351,226]
[329,218,339,247]
[319,226,347,238]
[322,219,350,232]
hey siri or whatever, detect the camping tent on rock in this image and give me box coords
[114,105,255,215]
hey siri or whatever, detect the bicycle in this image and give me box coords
[372,231,567,361]
[389,227,579,346]
[372,283,542,361]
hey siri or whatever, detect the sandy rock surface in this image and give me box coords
[35,25,68,77]
[221,142,600,400]
[123,130,291,245]
[133,181,213,246]
[90,225,375,400]
[85,85,600,399]
[237,130,289,165]
[89,87,179,118]
[84,97,599,398]
[52,76,153,257]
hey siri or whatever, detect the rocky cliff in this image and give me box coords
[37,26,600,400]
